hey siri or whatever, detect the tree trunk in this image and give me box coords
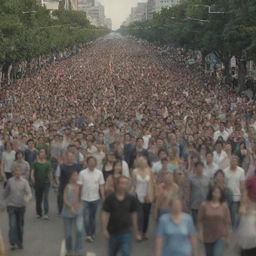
[238,58,247,91]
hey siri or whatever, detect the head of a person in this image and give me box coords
[205,152,213,164]
[214,169,225,184]
[68,170,78,184]
[106,151,116,163]
[4,141,12,151]
[15,150,24,161]
[158,149,168,161]
[168,196,182,215]
[116,176,130,193]
[136,137,144,148]
[161,158,169,168]
[195,161,204,175]
[38,148,46,160]
[113,160,122,176]
[87,156,97,170]
[135,156,148,169]
[230,155,238,169]
[207,185,225,203]
[66,152,75,164]
[13,167,22,179]
[164,172,174,185]
[27,139,34,148]
[156,138,164,149]
[219,122,225,132]
[215,141,223,153]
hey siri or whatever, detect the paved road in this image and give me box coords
[0,183,156,256]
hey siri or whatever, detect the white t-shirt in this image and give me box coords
[203,162,218,178]
[2,151,16,173]
[152,161,162,174]
[142,135,151,149]
[77,168,105,202]
[224,166,245,202]
[213,150,229,170]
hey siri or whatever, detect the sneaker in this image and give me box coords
[85,236,94,243]
[10,244,16,250]
[43,215,49,220]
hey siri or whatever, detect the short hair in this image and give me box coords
[206,185,226,203]
[27,139,34,144]
[86,156,97,164]
[214,169,225,179]
[116,175,130,184]
[158,149,168,156]
[136,137,143,142]
[195,161,204,168]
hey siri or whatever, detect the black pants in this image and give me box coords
[35,184,50,216]
[241,248,256,256]
[57,186,64,214]
[138,202,151,234]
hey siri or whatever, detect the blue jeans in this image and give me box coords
[63,215,83,254]
[83,200,99,237]
[230,201,240,230]
[108,233,132,256]
[35,184,50,216]
[7,206,25,247]
[204,239,225,256]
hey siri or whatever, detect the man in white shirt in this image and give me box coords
[213,122,229,143]
[77,156,105,242]
[203,152,218,178]
[224,155,245,229]
[213,142,229,170]
[152,150,168,174]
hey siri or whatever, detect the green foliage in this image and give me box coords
[0,0,109,66]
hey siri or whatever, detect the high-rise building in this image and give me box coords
[124,2,147,25]
[146,0,180,20]
[42,0,59,10]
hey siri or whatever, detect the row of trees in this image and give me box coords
[0,0,109,83]
[120,0,256,89]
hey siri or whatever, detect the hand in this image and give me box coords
[70,206,77,215]
[102,230,110,240]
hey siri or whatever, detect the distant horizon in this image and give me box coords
[98,0,147,30]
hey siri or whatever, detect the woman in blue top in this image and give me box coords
[62,170,83,256]
[155,196,197,256]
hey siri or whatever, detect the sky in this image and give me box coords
[98,0,147,30]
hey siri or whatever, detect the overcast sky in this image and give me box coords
[98,0,147,30]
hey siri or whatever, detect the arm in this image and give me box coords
[24,180,32,202]
[155,237,164,256]
[101,211,110,239]
[0,158,6,182]
[31,169,35,184]
[190,236,198,256]
[99,184,105,201]
[197,204,204,242]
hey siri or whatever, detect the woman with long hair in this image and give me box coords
[197,185,231,256]
[105,160,123,196]
[132,156,154,241]
[102,151,116,182]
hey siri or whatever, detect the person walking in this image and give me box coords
[102,176,139,256]
[61,171,83,256]
[31,148,52,219]
[77,156,105,242]
[197,185,231,256]
[2,167,32,250]
[155,197,197,256]
[132,156,154,241]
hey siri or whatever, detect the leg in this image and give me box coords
[213,239,225,256]
[35,186,43,217]
[57,187,64,214]
[43,184,50,215]
[108,234,120,256]
[204,242,214,256]
[120,233,132,256]
[16,207,25,248]
[83,201,91,236]
[89,200,99,237]
[137,202,143,233]
[191,209,198,226]
[63,218,73,254]
[7,206,17,246]
[142,203,151,235]
[230,202,240,230]
[74,214,84,254]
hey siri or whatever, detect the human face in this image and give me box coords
[170,199,182,214]
[206,153,213,163]
[230,156,238,169]
[212,187,221,201]
[113,162,122,175]
[87,158,97,170]
[39,149,46,159]
[13,167,22,178]
[70,172,78,183]
[215,172,225,184]
[116,177,129,193]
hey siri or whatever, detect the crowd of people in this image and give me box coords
[1,33,256,256]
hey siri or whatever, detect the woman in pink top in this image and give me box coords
[197,185,231,256]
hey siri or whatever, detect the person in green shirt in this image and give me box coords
[31,148,52,219]
[36,137,50,159]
